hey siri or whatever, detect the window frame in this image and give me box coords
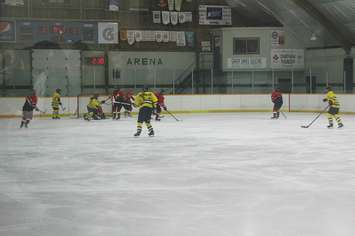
[233,37,260,55]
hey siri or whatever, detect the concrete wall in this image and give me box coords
[1,94,355,117]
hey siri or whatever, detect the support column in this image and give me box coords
[344,57,353,93]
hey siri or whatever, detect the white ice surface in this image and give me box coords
[1,113,355,236]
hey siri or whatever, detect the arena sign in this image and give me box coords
[227,56,267,69]
[271,49,304,69]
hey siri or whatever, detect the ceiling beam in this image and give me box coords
[291,0,353,54]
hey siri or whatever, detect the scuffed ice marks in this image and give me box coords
[1,113,355,236]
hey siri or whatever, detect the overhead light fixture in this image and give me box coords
[310,32,317,41]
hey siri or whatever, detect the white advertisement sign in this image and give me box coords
[199,5,232,25]
[98,22,118,44]
[271,49,304,69]
[227,57,267,69]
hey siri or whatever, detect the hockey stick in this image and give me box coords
[301,105,329,128]
[280,111,287,119]
[165,109,181,122]
[112,101,133,106]
[60,104,66,111]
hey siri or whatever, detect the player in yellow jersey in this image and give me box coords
[133,86,158,137]
[84,94,106,120]
[323,86,343,128]
[51,88,62,119]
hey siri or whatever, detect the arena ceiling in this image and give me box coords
[226,0,355,52]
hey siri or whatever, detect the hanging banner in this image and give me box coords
[108,0,119,11]
[227,56,267,69]
[0,21,16,42]
[199,5,232,25]
[162,31,170,42]
[98,22,118,44]
[153,11,161,24]
[175,0,182,11]
[120,29,127,41]
[170,12,178,25]
[162,11,170,25]
[271,30,285,48]
[5,0,24,6]
[185,32,194,47]
[142,31,155,41]
[167,0,174,11]
[156,31,163,43]
[134,30,142,42]
[157,0,167,8]
[169,31,177,42]
[271,49,304,69]
[176,31,186,47]
[127,30,135,45]
[201,41,211,52]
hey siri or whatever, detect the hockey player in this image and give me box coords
[112,89,126,120]
[20,90,39,128]
[323,86,343,128]
[84,94,106,120]
[154,90,167,121]
[133,86,158,137]
[51,88,62,119]
[271,88,283,119]
[123,90,134,117]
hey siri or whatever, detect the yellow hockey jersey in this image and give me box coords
[52,92,61,107]
[87,98,101,109]
[325,91,340,108]
[134,92,158,109]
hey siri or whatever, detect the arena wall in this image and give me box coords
[1,94,354,117]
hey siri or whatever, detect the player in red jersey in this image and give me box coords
[123,90,134,117]
[112,89,125,120]
[154,90,167,121]
[20,90,39,128]
[271,88,283,119]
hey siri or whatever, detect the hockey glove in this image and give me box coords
[163,106,167,111]
[322,98,327,102]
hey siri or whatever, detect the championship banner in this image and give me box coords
[176,31,186,47]
[170,12,178,25]
[156,31,163,43]
[167,0,174,11]
[175,0,182,11]
[142,31,155,41]
[227,56,267,69]
[134,30,142,42]
[120,30,127,41]
[5,0,24,6]
[98,22,118,44]
[162,31,170,42]
[158,0,167,8]
[153,11,161,24]
[169,31,177,42]
[271,49,304,69]
[108,0,119,11]
[185,32,194,47]
[127,30,135,45]
[162,11,170,25]
[0,21,15,42]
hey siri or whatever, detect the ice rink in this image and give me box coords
[1,112,355,236]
